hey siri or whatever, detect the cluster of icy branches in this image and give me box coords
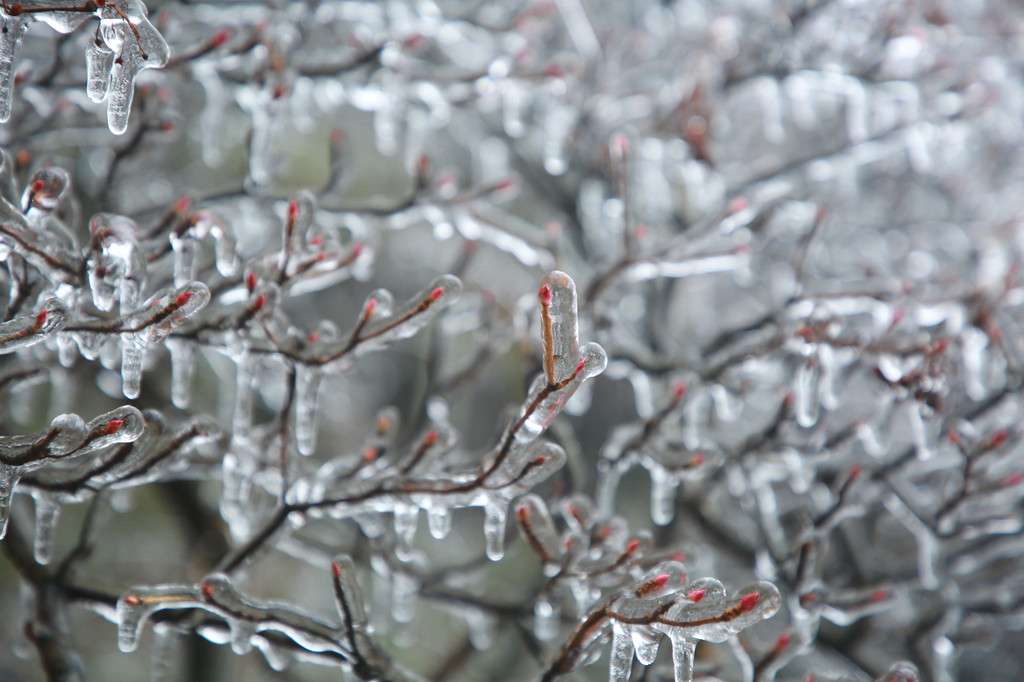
[4,0,1024,681]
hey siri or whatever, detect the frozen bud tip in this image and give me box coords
[740,593,760,612]
[673,381,687,401]
[688,589,706,602]
[424,430,438,445]
[175,291,193,307]
[253,293,267,310]
[331,562,342,578]
[654,574,669,587]
[1001,472,1024,487]
[625,538,640,555]
[496,178,515,192]
[848,465,861,483]
[870,590,888,602]
[365,299,377,315]
[104,419,124,435]
[201,583,215,600]
[362,446,378,463]
[35,310,48,326]
[429,287,444,302]
[307,332,319,344]
[288,199,299,221]
[539,284,552,305]
[31,179,45,194]
[728,197,749,213]
[672,552,686,562]
[123,594,142,606]
[990,429,1009,448]
[174,196,191,213]
[212,29,231,46]
[774,632,791,654]
[351,241,365,258]
[947,430,961,446]
[689,453,705,466]
[516,506,529,523]
[245,272,257,291]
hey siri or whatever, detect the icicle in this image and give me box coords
[150,624,180,682]
[32,493,62,565]
[86,38,114,103]
[0,14,28,122]
[426,503,452,539]
[98,0,170,134]
[650,465,678,526]
[533,600,560,642]
[121,331,144,399]
[294,364,322,456]
[909,401,933,461]
[0,464,16,540]
[794,351,821,429]
[668,634,696,682]
[170,234,197,288]
[483,498,507,561]
[391,570,419,624]
[232,349,254,438]
[631,625,661,665]
[394,504,418,562]
[166,338,195,409]
[464,607,497,650]
[609,622,634,682]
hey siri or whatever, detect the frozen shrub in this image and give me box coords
[2,1,1024,681]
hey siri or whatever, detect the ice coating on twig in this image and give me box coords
[294,363,322,456]
[0,298,68,354]
[87,213,145,313]
[539,271,581,384]
[0,14,27,122]
[99,0,170,134]
[117,584,202,652]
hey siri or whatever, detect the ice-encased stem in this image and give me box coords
[294,364,322,456]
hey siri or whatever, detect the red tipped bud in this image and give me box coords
[362,446,378,463]
[307,332,320,344]
[424,430,438,446]
[350,241,365,259]
[175,291,193,307]
[654,573,669,587]
[173,196,192,214]
[539,284,552,305]
[253,293,267,310]
[1002,472,1024,487]
[544,63,564,78]
[773,632,792,655]
[728,197,749,214]
[689,453,705,467]
[516,506,530,524]
[573,358,586,376]
[287,199,299,221]
[123,594,142,606]
[104,419,124,435]
[364,299,377,316]
[309,235,324,246]
[847,465,861,484]
[739,593,760,612]
[211,28,231,46]
[933,337,950,354]
[990,429,1009,449]
[495,178,515,192]
[673,381,687,402]
[687,589,706,602]
[331,562,342,578]
[201,583,215,600]
[272,84,287,99]
[416,154,429,176]
[35,309,48,327]
[429,287,444,302]
[870,590,888,603]
[947,430,961,446]
[31,179,45,194]
[315,251,326,262]
[245,271,257,291]
[672,552,686,562]
[625,538,640,555]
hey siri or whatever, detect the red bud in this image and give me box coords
[104,419,124,435]
[739,593,760,612]
[175,291,193,307]
[687,589,706,602]
[539,284,552,305]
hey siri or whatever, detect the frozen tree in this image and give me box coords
[2,0,1024,681]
